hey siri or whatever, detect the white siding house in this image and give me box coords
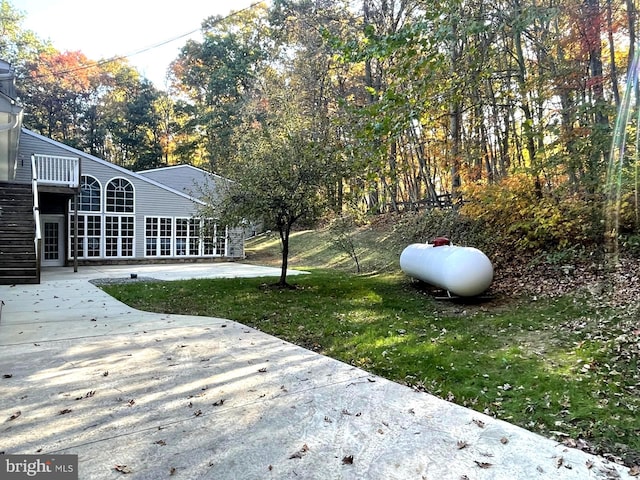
[16,128,244,267]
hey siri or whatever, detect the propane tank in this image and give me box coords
[400,238,493,297]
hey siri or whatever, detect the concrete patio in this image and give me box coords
[0,263,633,479]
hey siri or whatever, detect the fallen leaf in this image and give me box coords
[58,409,72,415]
[114,465,132,474]
[127,399,135,407]
[555,457,564,469]
[585,460,594,470]
[289,444,309,459]
[194,409,202,417]
[629,465,640,476]
[472,419,486,428]
[103,371,109,377]
[258,367,268,373]
[169,467,176,475]
[154,440,166,446]
[474,461,492,469]
[342,455,354,465]
[212,399,225,407]
[75,390,96,400]
[500,437,509,444]
[457,440,469,450]
[8,410,21,421]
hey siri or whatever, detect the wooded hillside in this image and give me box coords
[5,0,639,253]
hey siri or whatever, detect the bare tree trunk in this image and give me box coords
[606,0,620,108]
[513,6,541,197]
[278,222,291,287]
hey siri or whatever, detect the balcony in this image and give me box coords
[33,154,80,189]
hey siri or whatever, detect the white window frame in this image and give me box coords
[105,215,135,258]
[145,216,173,257]
[105,177,135,214]
[73,214,102,259]
[144,217,228,258]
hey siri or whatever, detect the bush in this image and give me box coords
[460,175,603,252]
[392,208,494,254]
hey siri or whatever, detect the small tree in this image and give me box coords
[329,214,362,273]
[203,86,330,287]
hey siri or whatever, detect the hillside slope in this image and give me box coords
[244,213,640,308]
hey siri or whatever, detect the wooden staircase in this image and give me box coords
[0,182,39,284]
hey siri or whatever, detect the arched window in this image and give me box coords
[78,175,101,212]
[106,178,134,213]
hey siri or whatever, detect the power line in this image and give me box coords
[29,1,265,81]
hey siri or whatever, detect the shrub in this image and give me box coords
[460,175,603,252]
[392,208,494,254]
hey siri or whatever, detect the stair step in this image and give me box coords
[0,276,39,285]
[0,182,41,285]
[0,268,38,276]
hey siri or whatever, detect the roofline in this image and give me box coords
[136,163,228,182]
[22,128,206,205]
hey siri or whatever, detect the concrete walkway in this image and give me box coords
[0,263,633,479]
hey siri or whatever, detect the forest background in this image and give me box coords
[3,0,640,257]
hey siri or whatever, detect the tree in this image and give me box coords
[20,50,103,148]
[202,78,331,287]
[170,5,270,173]
[101,68,164,170]
[0,0,51,68]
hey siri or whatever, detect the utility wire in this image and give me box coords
[29,1,264,80]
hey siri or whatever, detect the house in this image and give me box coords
[0,60,244,284]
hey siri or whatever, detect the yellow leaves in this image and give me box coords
[460,173,599,250]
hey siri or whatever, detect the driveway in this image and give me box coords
[0,263,633,479]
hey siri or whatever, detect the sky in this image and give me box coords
[18,0,265,88]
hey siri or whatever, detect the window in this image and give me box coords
[74,215,101,258]
[106,178,134,213]
[202,219,226,256]
[160,218,172,255]
[79,176,101,212]
[106,216,134,257]
[176,218,188,256]
[189,219,200,255]
[145,217,158,256]
[145,217,172,256]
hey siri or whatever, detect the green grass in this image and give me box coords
[102,269,640,465]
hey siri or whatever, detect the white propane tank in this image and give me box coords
[400,241,493,297]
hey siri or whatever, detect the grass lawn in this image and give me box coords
[101,268,640,466]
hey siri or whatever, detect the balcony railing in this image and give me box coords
[32,154,80,188]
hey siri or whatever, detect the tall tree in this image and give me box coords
[20,50,102,149]
[0,0,51,69]
[171,4,270,173]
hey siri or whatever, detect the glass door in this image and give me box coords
[40,215,65,267]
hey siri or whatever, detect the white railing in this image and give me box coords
[32,154,80,187]
[31,156,42,279]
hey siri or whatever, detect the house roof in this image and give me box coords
[136,164,230,201]
[21,128,210,205]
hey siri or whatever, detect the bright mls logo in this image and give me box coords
[2,455,78,479]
